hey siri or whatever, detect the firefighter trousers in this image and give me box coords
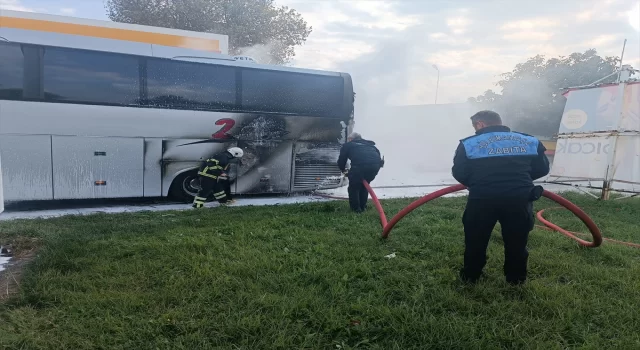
[460,198,534,285]
[192,176,229,208]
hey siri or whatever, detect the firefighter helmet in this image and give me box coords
[227,147,244,158]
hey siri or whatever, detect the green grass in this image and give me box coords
[1,194,639,349]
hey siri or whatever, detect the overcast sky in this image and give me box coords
[2,0,639,105]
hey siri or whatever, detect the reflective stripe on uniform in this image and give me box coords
[193,196,206,207]
[205,159,223,170]
[198,171,218,179]
[213,191,226,199]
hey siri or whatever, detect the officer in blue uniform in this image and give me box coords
[452,110,550,285]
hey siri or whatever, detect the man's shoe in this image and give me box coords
[506,277,526,286]
[459,268,482,284]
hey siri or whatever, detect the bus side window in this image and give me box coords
[146,58,237,111]
[241,69,344,117]
[0,42,25,100]
[42,47,140,105]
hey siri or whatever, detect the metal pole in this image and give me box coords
[602,41,629,200]
[432,64,439,104]
[616,39,627,83]
[0,154,4,214]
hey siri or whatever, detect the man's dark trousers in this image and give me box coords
[461,198,535,284]
[347,165,379,212]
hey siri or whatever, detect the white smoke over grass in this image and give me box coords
[238,29,482,187]
[336,38,477,187]
[354,103,474,186]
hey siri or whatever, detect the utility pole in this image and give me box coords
[0,154,3,214]
[601,40,629,200]
[432,64,440,104]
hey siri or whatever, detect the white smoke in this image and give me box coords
[334,39,476,187]
[235,40,281,65]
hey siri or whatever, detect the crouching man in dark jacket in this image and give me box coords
[337,132,383,213]
[452,110,550,285]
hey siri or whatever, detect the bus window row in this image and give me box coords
[0,42,347,118]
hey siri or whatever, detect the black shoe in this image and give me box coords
[506,278,526,286]
[459,269,482,284]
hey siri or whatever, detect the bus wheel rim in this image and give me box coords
[183,176,200,196]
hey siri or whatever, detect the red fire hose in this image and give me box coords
[537,208,640,248]
[312,181,633,248]
[362,181,388,228]
[381,184,468,239]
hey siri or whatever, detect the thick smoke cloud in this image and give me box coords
[336,37,475,186]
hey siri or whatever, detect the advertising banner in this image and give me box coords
[549,82,640,192]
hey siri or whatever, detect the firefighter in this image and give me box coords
[452,110,550,285]
[192,147,244,208]
[217,170,235,204]
[337,132,384,213]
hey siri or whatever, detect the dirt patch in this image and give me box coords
[0,237,40,302]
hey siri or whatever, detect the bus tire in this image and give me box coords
[169,171,202,203]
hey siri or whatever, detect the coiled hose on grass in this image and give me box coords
[311,181,640,249]
[537,208,640,248]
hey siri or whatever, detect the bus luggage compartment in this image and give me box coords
[0,134,54,201]
[51,136,144,199]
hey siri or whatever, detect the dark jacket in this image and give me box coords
[452,125,550,200]
[337,139,381,172]
[198,151,234,178]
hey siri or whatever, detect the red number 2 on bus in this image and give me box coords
[212,118,236,139]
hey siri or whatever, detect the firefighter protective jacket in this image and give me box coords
[198,151,234,180]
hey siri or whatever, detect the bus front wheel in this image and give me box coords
[169,171,202,203]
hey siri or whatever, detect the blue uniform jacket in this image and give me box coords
[452,125,550,200]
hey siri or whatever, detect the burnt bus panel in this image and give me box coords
[0,134,53,201]
[235,141,293,194]
[143,138,163,197]
[284,116,345,143]
[224,114,345,194]
[292,142,342,191]
[160,139,238,196]
[51,136,144,199]
[162,139,229,162]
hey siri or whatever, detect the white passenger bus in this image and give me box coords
[0,10,353,202]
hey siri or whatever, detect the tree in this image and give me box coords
[105,0,312,64]
[469,49,626,136]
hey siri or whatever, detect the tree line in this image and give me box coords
[469,49,632,137]
[105,0,311,65]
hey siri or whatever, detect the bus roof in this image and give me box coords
[0,9,349,78]
[0,9,229,55]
